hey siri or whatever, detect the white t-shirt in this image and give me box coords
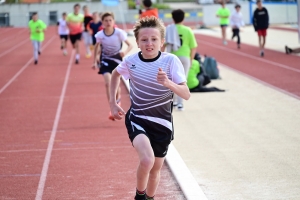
[94,28,127,58]
[117,51,186,132]
[230,11,244,28]
[57,18,69,35]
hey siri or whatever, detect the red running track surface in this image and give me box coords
[0,27,184,199]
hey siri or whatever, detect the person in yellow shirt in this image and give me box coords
[216,1,231,45]
[28,12,47,65]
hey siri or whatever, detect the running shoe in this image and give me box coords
[223,40,227,45]
[285,46,292,54]
[34,60,38,65]
[85,54,91,58]
[75,59,79,64]
[260,50,264,57]
[177,103,184,111]
[63,50,68,56]
[38,51,41,55]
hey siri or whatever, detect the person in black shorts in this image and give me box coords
[57,12,69,55]
[66,4,84,64]
[109,16,190,200]
[92,12,133,120]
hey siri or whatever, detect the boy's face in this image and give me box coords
[32,14,38,21]
[236,7,240,12]
[136,28,164,59]
[74,6,80,13]
[62,14,66,19]
[102,16,114,28]
[93,13,99,21]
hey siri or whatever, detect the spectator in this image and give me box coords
[253,0,269,57]
[285,46,300,54]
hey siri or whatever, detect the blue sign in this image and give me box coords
[102,0,119,6]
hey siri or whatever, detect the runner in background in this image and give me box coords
[139,0,158,18]
[57,12,69,55]
[87,12,102,47]
[230,4,244,49]
[67,3,84,64]
[28,12,47,65]
[83,5,93,58]
[92,12,133,120]
[216,1,230,45]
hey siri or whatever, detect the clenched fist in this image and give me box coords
[157,68,170,87]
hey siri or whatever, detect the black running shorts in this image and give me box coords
[125,111,171,158]
[60,34,68,41]
[69,33,82,45]
[98,54,122,75]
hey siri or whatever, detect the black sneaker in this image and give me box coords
[60,45,63,50]
[38,51,41,55]
[75,59,79,64]
[260,51,264,57]
[285,46,292,54]
[177,103,184,111]
[135,193,146,200]
[34,60,38,65]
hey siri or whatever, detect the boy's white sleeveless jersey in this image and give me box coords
[57,19,69,35]
[117,52,186,134]
[94,28,127,61]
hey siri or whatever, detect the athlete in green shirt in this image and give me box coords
[216,1,230,45]
[164,9,197,111]
[28,12,47,65]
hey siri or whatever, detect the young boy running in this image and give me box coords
[230,4,244,49]
[109,16,190,200]
[164,9,197,111]
[92,12,133,120]
[57,12,69,55]
[87,12,102,46]
[67,4,84,64]
[82,5,93,58]
[28,12,47,65]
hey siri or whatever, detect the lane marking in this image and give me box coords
[0,28,27,44]
[35,50,75,200]
[0,36,55,95]
[121,77,208,200]
[219,63,300,100]
[0,146,132,153]
[0,39,29,58]
[196,39,300,73]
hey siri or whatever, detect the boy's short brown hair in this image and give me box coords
[101,12,114,21]
[133,16,165,40]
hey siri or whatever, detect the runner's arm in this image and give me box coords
[120,39,133,57]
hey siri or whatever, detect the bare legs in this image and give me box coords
[258,35,266,57]
[133,134,165,198]
[221,26,227,45]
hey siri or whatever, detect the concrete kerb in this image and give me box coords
[121,77,208,200]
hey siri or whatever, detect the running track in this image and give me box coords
[0,26,299,199]
[0,27,184,199]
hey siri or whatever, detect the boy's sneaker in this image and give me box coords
[85,53,91,58]
[75,59,79,64]
[223,40,227,45]
[34,60,38,65]
[38,51,41,55]
[260,50,264,57]
[173,102,178,108]
[177,103,184,111]
[135,193,146,200]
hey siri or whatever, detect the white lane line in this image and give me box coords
[0,36,55,95]
[121,77,208,200]
[0,39,29,58]
[35,50,75,200]
[219,62,300,100]
[196,39,300,73]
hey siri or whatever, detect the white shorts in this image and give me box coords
[82,31,92,45]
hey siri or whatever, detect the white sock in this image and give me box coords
[76,54,80,60]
